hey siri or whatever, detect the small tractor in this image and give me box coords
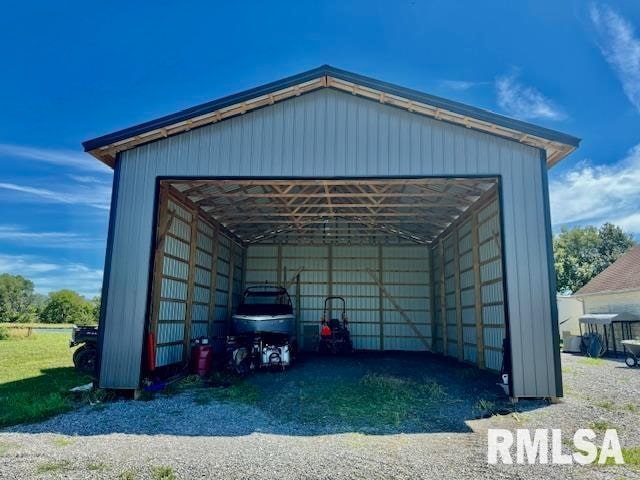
[319,296,353,355]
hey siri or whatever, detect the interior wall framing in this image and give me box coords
[148,186,245,369]
[429,187,506,372]
[244,244,431,352]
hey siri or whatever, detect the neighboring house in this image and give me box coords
[574,245,640,316]
[557,294,583,336]
[573,245,640,347]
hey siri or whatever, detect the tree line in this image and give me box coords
[0,274,99,325]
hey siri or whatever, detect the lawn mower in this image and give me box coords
[319,296,353,354]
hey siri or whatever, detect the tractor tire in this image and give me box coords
[73,345,97,374]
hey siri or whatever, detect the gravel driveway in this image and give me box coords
[1,353,639,479]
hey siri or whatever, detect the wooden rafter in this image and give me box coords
[165,177,498,245]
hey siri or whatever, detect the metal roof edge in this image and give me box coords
[83,64,581,154]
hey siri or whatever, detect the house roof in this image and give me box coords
[575,245,640,296]
[83,65,580,168]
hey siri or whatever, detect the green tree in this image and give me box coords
[90,296,101,323]
[554,223,635,294]
[0,274,37,323]
[39,290,95,325]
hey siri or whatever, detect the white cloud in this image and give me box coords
[0,144,110,173]
[0,254,103,299]
[439,80,489,91]
[0,225,102,249]
[550,144,640,234]
[0,180,111,210]
[495,71,566,120]
[591,4,640,112]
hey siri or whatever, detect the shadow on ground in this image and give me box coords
[4,352,548,437]
[0,367,92,428]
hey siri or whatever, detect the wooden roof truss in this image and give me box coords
[168,178,498,245]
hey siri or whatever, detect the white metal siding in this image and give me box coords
[102,88,557,396]
[244,244,430,352]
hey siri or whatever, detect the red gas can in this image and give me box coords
[191,339,213,377]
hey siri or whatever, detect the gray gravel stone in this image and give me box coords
[1,353,638,479]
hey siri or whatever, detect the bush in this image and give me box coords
[39,290,96,325]
[0,325,8,340]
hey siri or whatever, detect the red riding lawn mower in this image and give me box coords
[319,296,353,354]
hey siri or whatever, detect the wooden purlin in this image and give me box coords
[168,178,498,245]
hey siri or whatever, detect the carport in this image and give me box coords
[83,65,580,399]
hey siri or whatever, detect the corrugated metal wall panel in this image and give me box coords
[477,199,506,371]
[243,244,431,352]
[103,88,557,396]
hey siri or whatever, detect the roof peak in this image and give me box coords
[83,65,580,167]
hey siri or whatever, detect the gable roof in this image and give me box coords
[83,65,580,168]
[575,245,640,296]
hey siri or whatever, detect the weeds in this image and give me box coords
[151,466,176,480]
[596,400,616,411]
[36,460,71,474]
[474,399,498,416]
[51,436,74,447]
[625,404,638,413]
[580,357,604,366]
[87,462,107,472]
[0,441,19,456]
[590,419,614,432]
[118,470,137,480]
[194,382,260,405]
[263,372,448,428]
[600,446,640,467]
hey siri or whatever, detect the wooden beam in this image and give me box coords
[439,238,446,354]
[183,206,199,362]
[196,191,475,200]
[366,269,430,349]
[208,221,220,337]
[89,75,571,168]
[454,227,463,362]
[429,245,437,351]
[277,245,283,286]
[226,242,236,328]
[472,210,485,368]
[378,245,384,351]
[149,184,169,345]
[203,202,468,211]
[284,267,304,290]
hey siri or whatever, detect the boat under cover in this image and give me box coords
[231,286,296,337]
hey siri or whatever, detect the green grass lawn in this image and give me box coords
[0,332,91,427]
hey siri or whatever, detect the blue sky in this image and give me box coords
[1,1,639,298]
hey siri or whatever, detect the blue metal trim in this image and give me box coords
[83,65,581,152]
[540,148,563,397]
[138,177,163,384]
[95,153,121,387]
[495,177,514,397]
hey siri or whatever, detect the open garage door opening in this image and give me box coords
[146,176,509,388]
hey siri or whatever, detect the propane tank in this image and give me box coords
[191,337,213,377]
